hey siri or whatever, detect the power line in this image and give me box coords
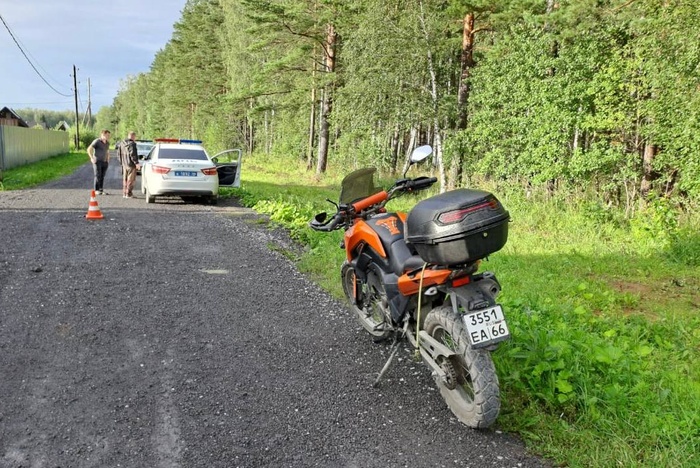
[0,12,73,98]
[4,15,70,93]
[2,101,74,106]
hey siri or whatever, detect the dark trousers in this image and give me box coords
[92,160,109,192]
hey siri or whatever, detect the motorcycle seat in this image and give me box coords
[388,239,426,276]
[402,254,427,273]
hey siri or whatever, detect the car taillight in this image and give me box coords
[437,199,499,224]
[152,165,171,174]
[201,167,218,176]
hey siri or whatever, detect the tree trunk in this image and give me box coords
[307,50,318,170]
[419,2,446,191]
[317,90,332,174]
[545,0,558,192]
[307,86,317,170]
[316,23,337,175]
[401,127,418,175]
[640,143,658,198]
[390,123,401,173]
[247,98,254,154]
[456,13,475,131]
[449,12,476,190]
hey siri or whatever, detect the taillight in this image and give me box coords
[201,167,218,176]
[152,165,171,174]
[437,199,498,224]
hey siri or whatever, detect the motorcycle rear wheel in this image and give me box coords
[341,262,393,342]
[423,305,500,428]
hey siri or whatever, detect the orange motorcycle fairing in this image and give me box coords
[397,268,452,296]
[344,219,387,261]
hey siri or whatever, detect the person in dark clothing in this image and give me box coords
[119,131,140,198]
[87,129,112,195]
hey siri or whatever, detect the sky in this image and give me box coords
[0,0,188,113]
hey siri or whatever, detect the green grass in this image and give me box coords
[223,153,700,468]
[0,152,87,190]
[482,199,699,466]
[11,152,700,466]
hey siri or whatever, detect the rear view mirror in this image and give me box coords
[410,145,433,163]
[310,212,328,229]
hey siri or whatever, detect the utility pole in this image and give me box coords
[84,77,92,128]
[73,65,80,150]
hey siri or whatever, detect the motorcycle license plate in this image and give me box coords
[463,305,510,348]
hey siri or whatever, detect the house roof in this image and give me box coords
[0,107,29,127]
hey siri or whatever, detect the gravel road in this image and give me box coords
[0,163,551,467]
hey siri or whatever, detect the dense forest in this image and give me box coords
[108,0,700,207]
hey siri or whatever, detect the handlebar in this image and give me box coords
[309,175,437,232]
[352,190,388,212]
[405,176,437,191]
[309,212,343,232]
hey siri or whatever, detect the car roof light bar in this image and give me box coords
[154,138,203,144]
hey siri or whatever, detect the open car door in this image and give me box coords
[211,149,242,188]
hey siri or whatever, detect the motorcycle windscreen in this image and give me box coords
[339,167,382,204]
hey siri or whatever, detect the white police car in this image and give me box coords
[140,139,219,204]
[141,138,242,204]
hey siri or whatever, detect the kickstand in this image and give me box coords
[373,338,400,388]
[372,322,408,388]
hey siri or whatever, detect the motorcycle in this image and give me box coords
[309,145,511,428]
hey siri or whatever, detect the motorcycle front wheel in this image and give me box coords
[341,262,393,342]
[423,305,500,428]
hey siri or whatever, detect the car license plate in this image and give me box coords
[462,305,510,348]
[174,171,197,177]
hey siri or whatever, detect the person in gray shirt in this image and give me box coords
[87,129,112,195]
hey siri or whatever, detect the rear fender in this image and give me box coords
[448,272,501,313]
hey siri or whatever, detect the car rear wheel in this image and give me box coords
[146,186,155,204]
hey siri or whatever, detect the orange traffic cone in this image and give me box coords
[85,190,104,220]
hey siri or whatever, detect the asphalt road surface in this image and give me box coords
[0,163,551,467]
